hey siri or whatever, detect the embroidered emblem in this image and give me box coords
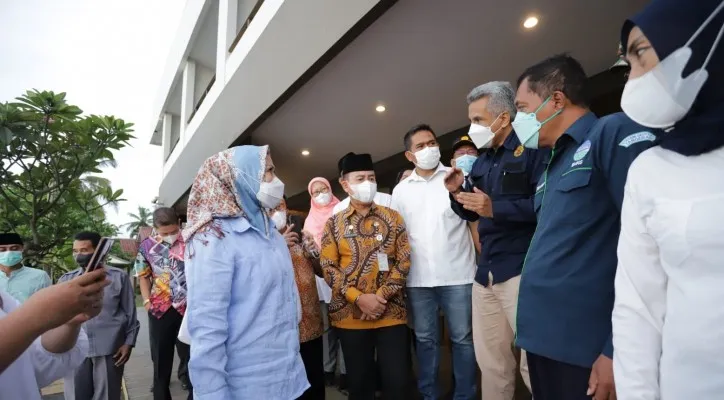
[619,131,656,148]
[573,140,591,162]
[514,145,524,157]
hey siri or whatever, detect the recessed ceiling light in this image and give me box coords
[301,149,310,156]
[523,16,539,29]
[375,105,386,113]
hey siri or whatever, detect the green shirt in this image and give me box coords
[0,266,51,303]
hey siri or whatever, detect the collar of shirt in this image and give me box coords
[407,163,448,183]
[342,202,379,220]
[557,112,599,147]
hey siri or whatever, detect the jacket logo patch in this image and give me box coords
[619,131,656,148]
[573,140,591,161]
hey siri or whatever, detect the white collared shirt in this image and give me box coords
[0,290,88,400]
[612,146,724,400]
[332,192,393,215]
[391,164,476,287]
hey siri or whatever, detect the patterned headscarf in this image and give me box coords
[182,145,271,242]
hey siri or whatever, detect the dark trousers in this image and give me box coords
[338,324,410,400]
[149,308,192,400]
[298,337,326,400]
[148,320,190,385]
[527,351,591,400]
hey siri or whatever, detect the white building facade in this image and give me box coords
[150,0,648,210]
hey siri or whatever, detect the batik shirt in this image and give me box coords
[320,204,411,330]
[288,243,323,342]
[135,236,187,318]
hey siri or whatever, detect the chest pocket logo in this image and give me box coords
[501,161,531,195]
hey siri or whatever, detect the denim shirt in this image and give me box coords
[450,132,549,286]
[185,217,309,400]
[516,112,657,368]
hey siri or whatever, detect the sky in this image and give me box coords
[0,0,186,236]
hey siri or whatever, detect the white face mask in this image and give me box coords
[620,3,723,128]
[467,114,502,148]
[412,146,441,170]
[271,210,287,230]
[314,192,332,206]
[349,181,377,204]
[257,176,285,209]
[162,234,178,244]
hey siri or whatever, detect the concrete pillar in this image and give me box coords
[161,112,173,161]
[180,59,196,137]
[217,0,238,82]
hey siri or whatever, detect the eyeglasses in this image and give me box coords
[311,188,330,196]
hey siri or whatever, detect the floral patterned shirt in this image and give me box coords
[135,236,188,318]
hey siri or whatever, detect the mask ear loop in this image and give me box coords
[684,0,724,71]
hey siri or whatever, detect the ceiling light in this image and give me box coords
[523,16,539,29]
[375,105,386,113]
[301,150,310,156]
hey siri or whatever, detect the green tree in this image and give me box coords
[123,205,152,238]
[0,89,132,271]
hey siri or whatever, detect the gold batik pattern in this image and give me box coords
[288,243,324,342]
[320,204,411,330]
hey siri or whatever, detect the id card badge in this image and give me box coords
[377,252,389,272]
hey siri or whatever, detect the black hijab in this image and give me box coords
[622,0,724,156]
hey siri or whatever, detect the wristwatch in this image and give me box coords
[143,299,150,306]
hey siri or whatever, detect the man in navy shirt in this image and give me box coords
[445,81,547,400]
[512,54,657,400]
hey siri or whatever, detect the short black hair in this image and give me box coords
[403,124,436,151]
[74,231,101,249]
[516,53,589,107]
[153,207,179,227]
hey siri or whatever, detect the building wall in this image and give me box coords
[151,0,384,207]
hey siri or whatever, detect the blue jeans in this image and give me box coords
[407,284,476,400]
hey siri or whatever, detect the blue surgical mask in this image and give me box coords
[0,251,23,267]
[455,154,477,176]
[512,96,562,149]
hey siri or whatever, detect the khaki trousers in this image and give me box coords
[472,273,531,400]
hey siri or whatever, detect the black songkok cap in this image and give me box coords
[338,153,374,175]
[0,233,23,246]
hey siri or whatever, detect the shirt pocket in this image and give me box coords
[554,169,592,224]
[500,161,531,196]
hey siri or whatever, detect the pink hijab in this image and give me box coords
[303,177,340,247]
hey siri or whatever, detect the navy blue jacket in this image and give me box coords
[516,112,657,368]
[450,132,549,286]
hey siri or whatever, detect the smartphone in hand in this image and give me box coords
[85,237,115,273]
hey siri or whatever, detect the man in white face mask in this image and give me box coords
[392,124,479,400]
[443,81,549,400]
[135,207,192,399]
[332,153,393,216]
[320,152,412,399]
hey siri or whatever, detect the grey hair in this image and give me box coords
[466,81,517,119]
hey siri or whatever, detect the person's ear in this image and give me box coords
[499,111,511,129]
[404,150,416,164]
[552,91,566,111]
